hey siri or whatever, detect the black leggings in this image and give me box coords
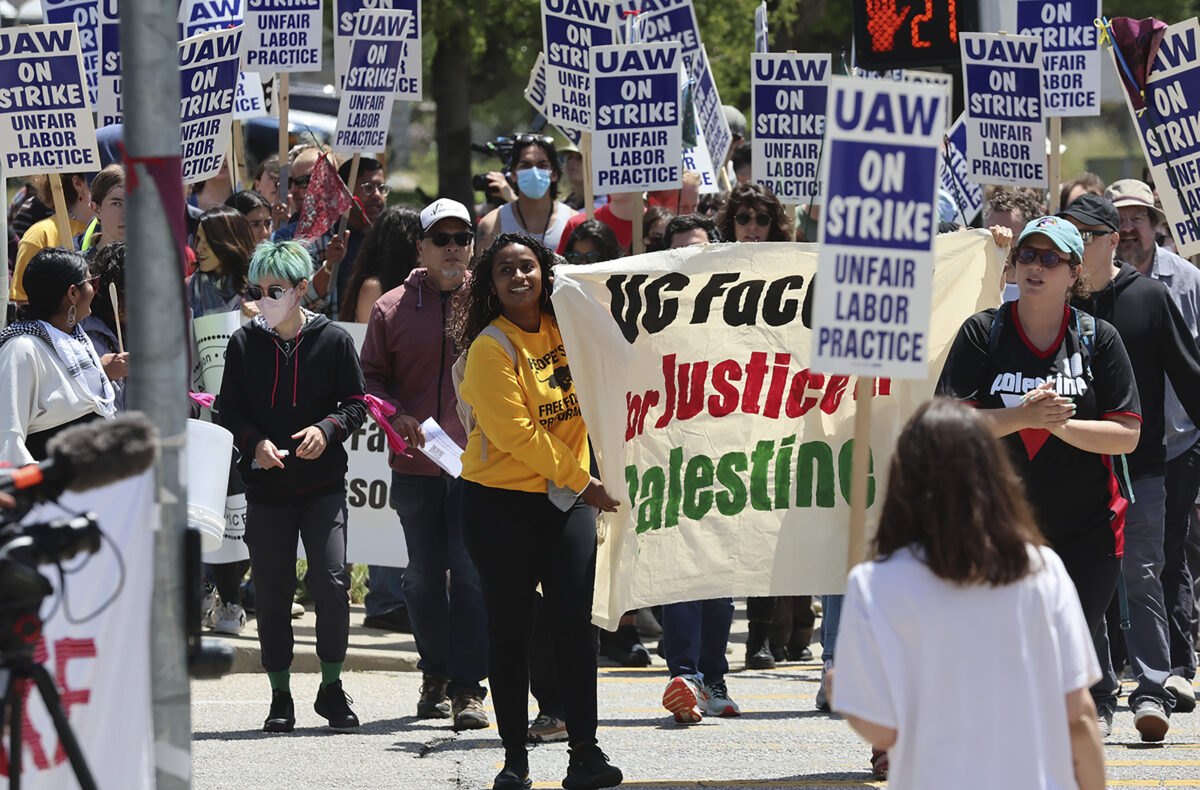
[462,481,599,755]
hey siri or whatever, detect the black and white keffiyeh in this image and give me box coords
[0,319,117,417]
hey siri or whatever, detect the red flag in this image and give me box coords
[1109,17,1169,113]
[294,153,352,244]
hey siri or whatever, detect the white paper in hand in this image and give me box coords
[418,417,464,477]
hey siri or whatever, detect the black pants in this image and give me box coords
[211,560,249,604]
[1056,538,1122,706]
[463,481,599,755]
[1164,441,1200,677]
[245,491,350,672]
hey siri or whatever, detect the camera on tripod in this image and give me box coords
[471,135,519,206]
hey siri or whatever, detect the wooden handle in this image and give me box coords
[109,281,124,353]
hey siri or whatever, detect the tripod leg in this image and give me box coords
[27,664,98,790]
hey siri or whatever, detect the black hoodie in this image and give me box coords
[217,312,368,504]
[1073,262,1200,478]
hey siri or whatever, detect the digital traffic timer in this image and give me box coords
[853,0,979,71]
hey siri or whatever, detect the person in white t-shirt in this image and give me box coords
[831,398,1106,790]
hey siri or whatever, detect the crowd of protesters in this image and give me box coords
[4,117,1200,790]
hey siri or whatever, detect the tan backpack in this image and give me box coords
[451,325,518,462]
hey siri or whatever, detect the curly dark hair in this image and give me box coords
[716,182,792,242]
[449,232,557,352]
[89,241,126,333]
[339,205,422,320]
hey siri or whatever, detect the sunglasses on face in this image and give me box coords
[1077,229,1112,244]
[1015,247,1073,268]
[426,231,472,248]
[735,211,771,227]
[288,175,311,188]
[77,276,100,290]
[565,251,602,264]
[245,284,290,300]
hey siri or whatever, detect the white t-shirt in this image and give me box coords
[833,544,1099,790]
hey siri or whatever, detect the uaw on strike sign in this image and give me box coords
[551,234,1002,628]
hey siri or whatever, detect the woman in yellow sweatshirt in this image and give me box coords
[452,233,623,790]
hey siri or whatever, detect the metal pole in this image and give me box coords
[1,162,8,329]
[121,0,191,787]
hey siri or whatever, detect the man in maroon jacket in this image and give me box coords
[359,198,489,730]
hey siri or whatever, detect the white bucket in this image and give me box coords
[187,418,233,553]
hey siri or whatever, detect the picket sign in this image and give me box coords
[179,26,244,185]
[751,53,830,204]
[40,0,100,108]
[1016,0,1101,118]
[541,0,620,131]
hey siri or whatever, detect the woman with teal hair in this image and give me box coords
[216,239,369,733]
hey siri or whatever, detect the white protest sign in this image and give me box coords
[940,113,984,225]
[179,0,267,123]
[541,0,620,130]
[1117,18,1200,257]
[13,474,156,790]
[756,1,768,53]
[96,0,120,127]
[812,76,947,379]
[0,25,100,178]
[856,68,954,129]
[1016,0,1100,117]
[751,53,829,204]
[41,0,100,107]
[591,42,683,194]
[193,310,243,394]
[523,53,583,147]
[244,0,322,73]
[679,66,718,194]
[179,26,243,184]
[333,9,411,154]
[690,44,734,169]
[961,32,1046,188]
[551,234,1002,627]
[335,0,421,99]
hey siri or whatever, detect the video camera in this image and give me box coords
[471,136,519,207]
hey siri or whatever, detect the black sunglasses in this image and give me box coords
[246,284,289,300]
[1015,247,1073,268]
[512,133,555,146]
[288,175,311,188]
[426,231,472,248]
[735,211,771,227]
[1077,229,1113,244]
[566,251,602,264]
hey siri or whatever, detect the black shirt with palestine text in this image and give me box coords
[935,302,1141,557]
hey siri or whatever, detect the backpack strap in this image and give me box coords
[473,325,520,462]
[987,303,1006,357]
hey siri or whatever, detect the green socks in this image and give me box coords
[267,669,290,694]
[320,661,343,689]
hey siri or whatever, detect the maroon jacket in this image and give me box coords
[360,268,468,476]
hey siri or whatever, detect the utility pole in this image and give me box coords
[121,1,191,787]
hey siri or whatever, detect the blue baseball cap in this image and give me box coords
[1017,216,1084,261]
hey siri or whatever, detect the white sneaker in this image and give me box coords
[291,601,305,618]
[1133,698,1170,742]
[703,681,741,717]
[201,590,220,630]
[1166,675,1196,713]
[815,660,833,711]
[212,602,246,635]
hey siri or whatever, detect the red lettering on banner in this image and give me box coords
[0,636,97,776]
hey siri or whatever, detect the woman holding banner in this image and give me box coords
[936,217,1141,733]
[0,248,116,466]
[830,398,1106,790]
[715,183,791,245]
[452,233,623,790]
[216,240,368,733]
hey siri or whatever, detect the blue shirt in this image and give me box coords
[1150,245,1200,460]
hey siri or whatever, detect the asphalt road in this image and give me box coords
[192,659,1200,789]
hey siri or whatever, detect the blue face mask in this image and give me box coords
[517,167,552,199]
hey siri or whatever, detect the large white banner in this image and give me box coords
[4,473,155,789]
[193,313,407,566]
[551,233,1002,628]
[1118,18,1200,257]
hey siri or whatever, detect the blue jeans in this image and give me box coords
[364,565,406,617]
[819,594,843,663]
[392,472,488,695]
[1099,475,1174,712]
[660,598,733,685]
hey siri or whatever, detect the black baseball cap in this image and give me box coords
[1058,193,1120,233]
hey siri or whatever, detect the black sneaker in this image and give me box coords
[314,680,360,728]
[417,674,451,719]
[362,605,412,633]
[492,761,532,790]
[563,743,622,789]
[262,689,295,733]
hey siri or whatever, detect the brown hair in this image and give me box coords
[89,164,125,207]
[1059,172,1105,210]
[449,233,556,353]
[35,173,84,206]
[873,399,1045,586]
[985,186,1046,224]
[716,182,792,242]
[198,205,255,293]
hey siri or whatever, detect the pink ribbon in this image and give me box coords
[351,394,409,456]
[189,392,216,409]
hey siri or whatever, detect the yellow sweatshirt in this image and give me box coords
[459,313,591,494]
[11,215,89,301]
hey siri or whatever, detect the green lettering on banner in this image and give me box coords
[774,436,795,509]
[715,452,748,515]
[682,454,714,521]
[749,440,774,511]
[665,446,683,528]
[795,441,834,508]
[838,439,875,506]
[637,466,665,533]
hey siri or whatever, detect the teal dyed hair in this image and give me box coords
[248,240,311,285]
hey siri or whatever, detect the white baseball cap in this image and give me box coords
[420,198,473,233]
